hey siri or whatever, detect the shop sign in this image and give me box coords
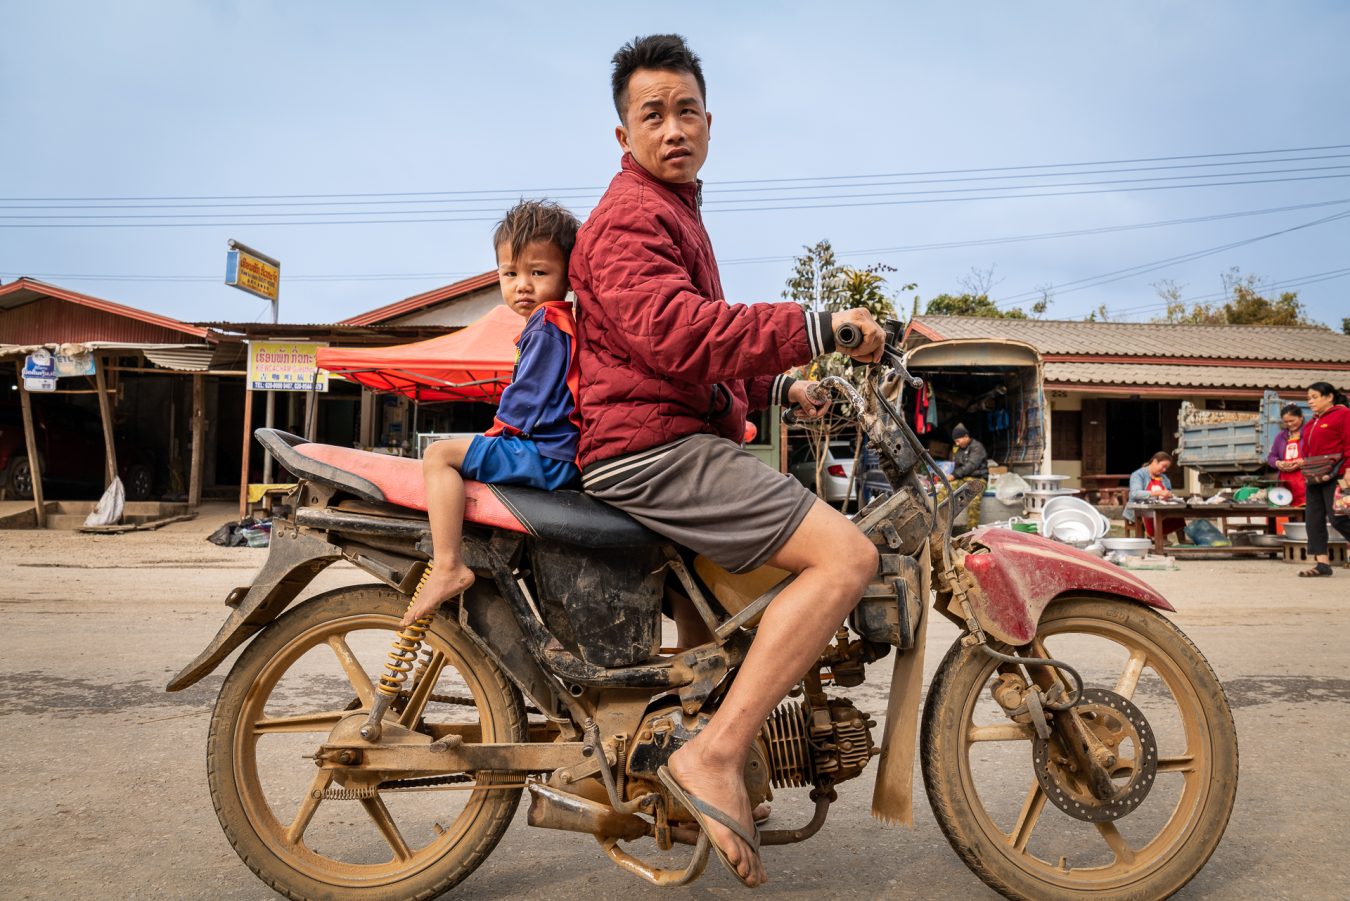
[226,248,281,301]
[248,341,329,392]
[22,350,54,380]
[54,351,96,377]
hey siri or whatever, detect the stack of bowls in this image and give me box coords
[1040,496,1110,546]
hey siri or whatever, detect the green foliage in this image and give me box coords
[925,292,1027,319]
[1153,268,1317,326]
[1342,316,1350,336]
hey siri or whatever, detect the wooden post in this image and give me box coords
[304,387,317,441]
[188,374,205,508]
[262,390,275,483]
[94,355,118,486]
[14,362,47,528]
[238,386,254,520]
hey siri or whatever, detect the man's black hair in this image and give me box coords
[611,33,706,122]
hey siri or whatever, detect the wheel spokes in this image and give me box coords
[254,710,349,734]
[1007,781,1046,852]
[1115,649,1148,701]
[284,769,333,846]
[1097,821,1137,866]
[327,635,375,709]
[1157,754,1197,774]
[400,651,448,729]
[968,723,1036,743]
[360,794,413,862]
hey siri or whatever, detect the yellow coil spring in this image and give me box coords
[375,562,436,700]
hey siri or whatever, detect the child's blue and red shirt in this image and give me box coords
[460,302,580,490]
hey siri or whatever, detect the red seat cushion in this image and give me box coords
[293,444,526,534]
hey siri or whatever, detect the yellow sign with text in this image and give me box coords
[248,342,329,392]
[226,249,280,301]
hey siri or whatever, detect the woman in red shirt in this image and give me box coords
[1269,403,1307,507]
[1292,382,1350,577]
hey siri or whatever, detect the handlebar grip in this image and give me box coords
[835,322,863,349]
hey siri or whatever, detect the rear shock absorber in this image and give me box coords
[360,562,436,742]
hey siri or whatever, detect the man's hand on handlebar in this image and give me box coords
[786,380,831,421]
[830,308,885,363]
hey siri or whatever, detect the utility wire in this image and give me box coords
[5,142,1348,203]
[5,173,1350,228]
[8,199,1347,284]
[8,152,1350,211]
[994,209,1350,307]
[5,163,1350,220]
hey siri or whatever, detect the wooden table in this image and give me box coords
[1125,502,1305,557]
[1081,474,1130,505]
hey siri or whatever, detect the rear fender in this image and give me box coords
[958,528,1174,646]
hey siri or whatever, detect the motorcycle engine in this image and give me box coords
[625,695,878,812]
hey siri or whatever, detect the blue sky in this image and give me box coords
[2,1,1347,328]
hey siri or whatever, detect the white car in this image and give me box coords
[788,441,857,503]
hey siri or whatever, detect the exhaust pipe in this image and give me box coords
[527,782,650,841]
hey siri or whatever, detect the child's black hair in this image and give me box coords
[493,200,580,263]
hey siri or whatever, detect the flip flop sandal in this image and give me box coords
[1298,566,1334,577]
[658,765,762,887]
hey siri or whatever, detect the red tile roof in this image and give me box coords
[340,271,498,326]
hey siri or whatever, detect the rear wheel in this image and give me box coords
[208,584,527,900]
[921,597,1238,900]
[4,456,35,499]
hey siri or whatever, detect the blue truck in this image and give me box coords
[1175,389,1311,485]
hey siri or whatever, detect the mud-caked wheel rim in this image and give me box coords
[209,585,525,896]
[923,598,1238,900]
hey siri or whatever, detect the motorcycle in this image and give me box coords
[168,320,1237,899]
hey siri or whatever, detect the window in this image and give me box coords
[1051,410,1082,460]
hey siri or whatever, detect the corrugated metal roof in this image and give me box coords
[340,271,498,326]
[0,278,209,343]
[910,315,1350,364]
[1043,361,1341,390]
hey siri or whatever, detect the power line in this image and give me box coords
[8,152,1350,211]
[994,209,1350,307]
[1102,268,1350,320]
[5,141,1348,203]
[718,198,1350,266]
[5,172,1350,229]
[8,198,1347,285]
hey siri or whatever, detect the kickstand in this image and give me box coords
[596,831,710,887]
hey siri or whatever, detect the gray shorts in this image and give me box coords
[582,433,817,573]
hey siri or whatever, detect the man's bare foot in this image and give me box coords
[667,743,765,886]
[400,564,474,627]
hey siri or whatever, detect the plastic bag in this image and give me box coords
[1335,484,1350,517]
[995,472,1030,504]
[83,477,125,527]
[1183,519,1231,547]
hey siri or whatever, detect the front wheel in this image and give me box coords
[921,596,1238,900]
[207,584,527,900]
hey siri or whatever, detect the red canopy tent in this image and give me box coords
[316,305,520,402]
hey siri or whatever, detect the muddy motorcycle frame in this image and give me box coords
[169,319,1236,899]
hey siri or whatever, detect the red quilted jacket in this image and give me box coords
[570,154,834,470]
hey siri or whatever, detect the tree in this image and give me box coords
[1152,268,1317,326]
[1342,316,1350,336]
[782,239,844,314]
[922,265,1035,318]
[783,240,912,507]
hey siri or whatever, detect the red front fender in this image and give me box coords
[958,528,1175,646]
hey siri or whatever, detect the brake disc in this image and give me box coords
[1032,687,1158,823]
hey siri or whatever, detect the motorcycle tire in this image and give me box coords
[921,596,1238,901]
[207,584,527,901]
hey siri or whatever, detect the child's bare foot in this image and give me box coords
[400,564,475,627]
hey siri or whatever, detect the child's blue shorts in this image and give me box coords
[461,435,579,490]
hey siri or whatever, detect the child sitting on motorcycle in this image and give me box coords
[402,200,582,626]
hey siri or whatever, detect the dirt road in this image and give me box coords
[1,507,1347,899]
